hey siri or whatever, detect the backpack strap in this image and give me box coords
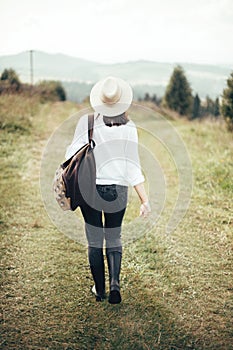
[88,114,95,147]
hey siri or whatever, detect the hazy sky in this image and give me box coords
[1,0,233,64]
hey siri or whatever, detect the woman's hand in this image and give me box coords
[133,183,151,218]
[139,201,151,218]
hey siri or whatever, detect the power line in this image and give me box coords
[29,50,34,85]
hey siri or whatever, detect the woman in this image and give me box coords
[65,76,151,304]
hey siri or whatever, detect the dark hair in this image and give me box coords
[103,112,129,127]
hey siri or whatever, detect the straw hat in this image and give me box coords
[90,76,133,117]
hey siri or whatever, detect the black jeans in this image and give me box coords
[80,185,128,251]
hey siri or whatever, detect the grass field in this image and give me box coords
[0,95,232,349]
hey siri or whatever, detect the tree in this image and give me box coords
[221,72,233,131]
[144,92,150,101]
[0,68,21,90]
[151,94,159,104]
[214,97,220,117]
[200,95,220,118]
[192,93,201,119]
[206,95,215,115]
[164,65,193,115]
[54,82,66,101]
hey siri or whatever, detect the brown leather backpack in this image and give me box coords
[53,114,96,211]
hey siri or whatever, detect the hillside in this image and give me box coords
[0,95,232,349]
[0,51,231,101]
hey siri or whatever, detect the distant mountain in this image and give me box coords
[0,51,231,102]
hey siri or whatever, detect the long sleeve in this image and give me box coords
[125,124,145,186]
[65,115,88,160]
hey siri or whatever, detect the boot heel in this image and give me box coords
[109,290,121,304]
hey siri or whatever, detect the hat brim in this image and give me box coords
[90,77,133,117]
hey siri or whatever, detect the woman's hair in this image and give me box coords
[103,112,129,127]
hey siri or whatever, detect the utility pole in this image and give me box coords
[29,50,34,85]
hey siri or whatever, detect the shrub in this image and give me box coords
[0,68,21,92]
[36,80,66,102]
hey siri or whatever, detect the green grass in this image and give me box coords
[0,95,232,349]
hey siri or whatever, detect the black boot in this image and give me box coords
[106,250,122,304]
[88,247,106,302]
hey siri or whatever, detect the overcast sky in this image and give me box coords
[1,0,233,64]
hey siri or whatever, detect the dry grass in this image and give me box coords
[0,95,232,349]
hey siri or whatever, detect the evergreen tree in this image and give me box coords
[221,71,233,131]
[151,94,159,105]
[192,93,201,119]
[144,92,150,101]
[206,95,215,115]
[151,94,156,103]
[214,97,220,117]
[164,66,193,115]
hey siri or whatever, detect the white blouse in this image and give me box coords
[65,113,145,187]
